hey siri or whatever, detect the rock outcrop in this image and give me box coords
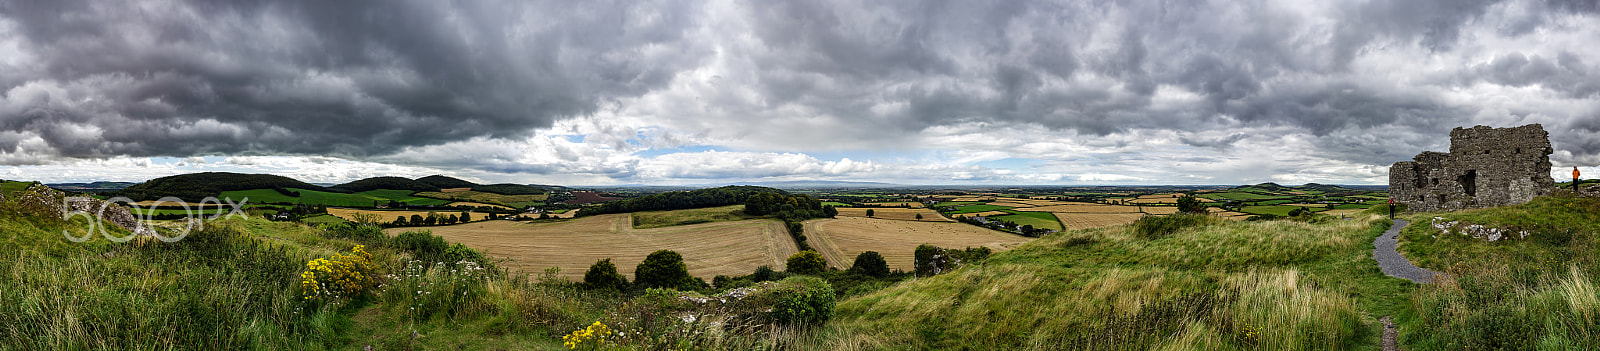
[11,184,154,237]
[1389,124,1554,211]
[1430,217,1530,242]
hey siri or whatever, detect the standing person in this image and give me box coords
[1387,197,1395,219]
[1577,167,1583,190]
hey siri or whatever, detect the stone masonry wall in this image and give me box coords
[1389,124,1554,211]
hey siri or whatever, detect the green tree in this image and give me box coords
[393,216,407,226]
[849,251,890,277]
[635,250,695,290]
[584,258,629,292]
[410,214,424,226]
[446,214,458,225]
[459,211,471,223]
[1176,195,1206,214]
[915,213,924,220]
[865,209,875,217]
[785,250,827,275]
[822,205,838,218]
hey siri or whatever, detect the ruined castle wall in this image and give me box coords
[1390,124,1553,212]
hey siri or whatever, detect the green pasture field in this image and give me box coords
[946,204,1014,214]
[819,201,855,207]
[991,210,1063,231]
[355,189,453,206]
[630,205,760,229]
[218,188,386,207]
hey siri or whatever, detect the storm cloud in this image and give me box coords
[1,0,1598,184]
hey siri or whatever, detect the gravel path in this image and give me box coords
[1373,219,1444,284]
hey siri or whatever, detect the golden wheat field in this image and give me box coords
[1013,202,1144,213]
[1127,193,1216,204]
[986,200,1038,208]
[1050,212,1149,231]
[448,201,513,210]
[385,214,799,279]
[835,207,952,222]
[802,216,1032,271]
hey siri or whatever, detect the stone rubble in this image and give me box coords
[1431,216,1530,242]
[12,184,155,237]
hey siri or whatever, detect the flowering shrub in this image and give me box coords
[299,245,378,301]
[381,258,492,321]
[562,321,613,350]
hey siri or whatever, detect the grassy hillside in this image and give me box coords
[1396,193,1600,349]
[814,214,1406,350]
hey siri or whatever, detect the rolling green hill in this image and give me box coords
[330,177,441,193]
[415,175,478,189]
[114,172,335,201]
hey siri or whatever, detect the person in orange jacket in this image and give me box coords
[1577,167,1583,190]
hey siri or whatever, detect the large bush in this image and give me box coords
[635,250,697,290]
[584,258,629,292]
[761,276,836,326]
[785,250,827,275]
[849,251,890,277]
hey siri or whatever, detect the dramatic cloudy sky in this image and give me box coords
[2,0,1598,185]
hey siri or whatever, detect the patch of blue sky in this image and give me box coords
[633,144,724,158]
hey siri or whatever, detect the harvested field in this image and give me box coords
[565,191,621,205]
[1216,212,1251,220]
[1014,203,1143,213]
[416,191,547,208]
[385,214,798,279]
[327,208,490,223]
[1128,194,1217,204]
[1008,199,1065,206]
[1051,213,1147,231]
[986,201,1038,208]
[836,207,951,221]
[449,201,513,210]
[441,187,472,192]
[1138,206,1181,214]
[802,217,1032,271]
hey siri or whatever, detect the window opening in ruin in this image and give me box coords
[1484,150,1491,155]
[1459,170,1477,197]
[1431,178,1438,186]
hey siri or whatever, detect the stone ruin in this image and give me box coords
[1389,124,1554,212]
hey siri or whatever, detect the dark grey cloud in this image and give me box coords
[0,0,705,159]
[2,0,1598,179]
